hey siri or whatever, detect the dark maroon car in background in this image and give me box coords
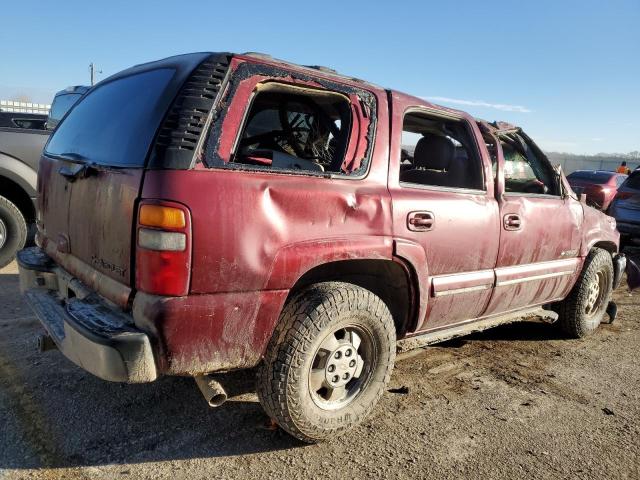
[566,170,627,211]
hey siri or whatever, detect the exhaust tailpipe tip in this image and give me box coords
[194,375,228,407]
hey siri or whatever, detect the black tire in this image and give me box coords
[0,195,27,269]
[557,248,613,338]
[257,282,396,443]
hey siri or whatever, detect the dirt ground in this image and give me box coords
[1,260,639,480]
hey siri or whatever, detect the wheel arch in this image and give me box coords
[590,240,617,255]
[0,171,36,223]
[288,258,416,338]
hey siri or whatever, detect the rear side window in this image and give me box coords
[45,69,175,167]
[232,84,354,174]
[12,118,46,129]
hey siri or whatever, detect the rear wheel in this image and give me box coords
[0,195,27,269]
[257,282,396,443]
[557,248,613,338]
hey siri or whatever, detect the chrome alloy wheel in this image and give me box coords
[308,326,374,410]
[585,270,606,316]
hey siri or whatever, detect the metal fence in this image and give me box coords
[0,100,51,114]
[552,157,639,175]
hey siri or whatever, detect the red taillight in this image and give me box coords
[135,201,191,296]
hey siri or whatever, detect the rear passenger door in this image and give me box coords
[388,95,500,332]
[483,130,582,315]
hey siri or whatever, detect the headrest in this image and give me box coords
[413,135,455,170]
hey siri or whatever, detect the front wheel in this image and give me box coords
[257,282,396,443]
[557,248,613,338]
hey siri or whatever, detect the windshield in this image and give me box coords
[567,171,613,183]
[45,68,175,167]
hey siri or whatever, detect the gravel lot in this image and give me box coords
[1,260,639,479]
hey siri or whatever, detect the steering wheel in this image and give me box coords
[522,179,548,194]
[278,104,308,158]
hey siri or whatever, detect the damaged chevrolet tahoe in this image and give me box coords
[18,52,628,442]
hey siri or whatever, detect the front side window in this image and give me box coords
[399,112,484,190]
[232,84,354,174]
[501,134,558,195]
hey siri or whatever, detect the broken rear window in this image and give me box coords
[231,84,354,174]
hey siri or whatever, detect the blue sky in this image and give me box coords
[1,0,638,154]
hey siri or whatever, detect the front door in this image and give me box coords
[484,130,582,315]
[388,95,500,332]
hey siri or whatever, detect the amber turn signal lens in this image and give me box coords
[139,204,186,229]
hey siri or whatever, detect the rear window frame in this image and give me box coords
[202,62,378,180]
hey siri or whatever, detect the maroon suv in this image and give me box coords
[18,52,627,442]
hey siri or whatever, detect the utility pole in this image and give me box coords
[89,62,102,86]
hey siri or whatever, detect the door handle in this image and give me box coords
[504,213,522,231]
[407,211,435,231]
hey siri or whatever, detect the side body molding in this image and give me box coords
[495,258,580,286]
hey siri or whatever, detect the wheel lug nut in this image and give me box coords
[349,360,356,367]
[332,375,339,383]
[328,364,335,372]
[345,349,352,357]
[334,352,342,359]
[343,373,350,380]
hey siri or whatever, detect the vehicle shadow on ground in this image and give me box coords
[0,266,608,470]
[0,271,306,470]
[1,368,307,470]
[464,320,566,342]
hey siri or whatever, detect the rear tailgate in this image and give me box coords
[38,53,226,306]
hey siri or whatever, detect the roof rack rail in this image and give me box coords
[304,65,338,74]
[242,52,273,60]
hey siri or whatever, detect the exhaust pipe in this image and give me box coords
[37,334,57,352]
[194,375,228,407]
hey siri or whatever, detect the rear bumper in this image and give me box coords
[17,247,157,383]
